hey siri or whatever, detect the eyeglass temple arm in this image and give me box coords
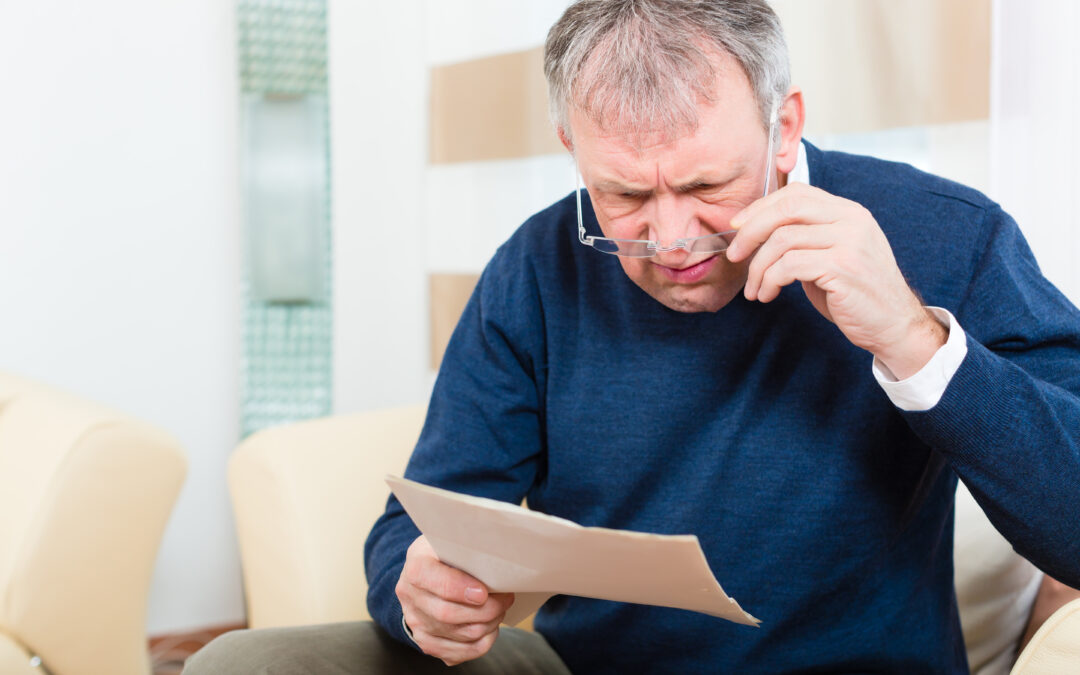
[575,170,593,246]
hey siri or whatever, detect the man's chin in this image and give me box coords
[619,258,748,313]
[645,282,740,313]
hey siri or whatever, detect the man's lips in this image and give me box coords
[652,254,720,283]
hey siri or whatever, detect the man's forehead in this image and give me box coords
[580,121,698,157]
[566,51,761,151]
[570,106,757,181]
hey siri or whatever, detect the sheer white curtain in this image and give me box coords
[991,0,1080,304]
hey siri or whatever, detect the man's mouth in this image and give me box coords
[652,254,720,283]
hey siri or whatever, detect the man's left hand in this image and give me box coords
[726,182,946,379]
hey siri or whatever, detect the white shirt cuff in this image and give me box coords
[872,307,968,411]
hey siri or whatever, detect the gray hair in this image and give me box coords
[544,0,790,142]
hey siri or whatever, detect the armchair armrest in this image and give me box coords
[1012,598,1080,674]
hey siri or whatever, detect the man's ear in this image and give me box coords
[775,86,805,175]
[557,126,574,154]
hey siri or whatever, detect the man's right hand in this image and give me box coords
[395,535,516,666]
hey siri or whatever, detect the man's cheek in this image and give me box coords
[616,257,641,283]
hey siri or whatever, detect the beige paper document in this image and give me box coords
[386,475,760,627]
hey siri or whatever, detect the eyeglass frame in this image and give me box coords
[575,115,779,258]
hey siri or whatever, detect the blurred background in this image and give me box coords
[0,0,1076,643]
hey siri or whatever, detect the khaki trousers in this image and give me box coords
[182,621,572,675]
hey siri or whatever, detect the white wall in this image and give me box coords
[991,0,1080,304]
[424,0,570,67]
[0,1,244,633]
[808,121,991,198]
[332,0,575,411]
[329,0,431,414]
[422,0,576,276]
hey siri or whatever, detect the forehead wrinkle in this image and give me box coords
[589,159,655,190]
[590,154,751,195]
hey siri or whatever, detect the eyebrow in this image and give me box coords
[593,179,651,195]
[674,176,738,193]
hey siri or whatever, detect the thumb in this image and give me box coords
[463,583,488,605]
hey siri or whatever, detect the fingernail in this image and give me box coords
[465,586,485,604]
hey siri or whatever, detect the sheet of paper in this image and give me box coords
[386,475,760,627]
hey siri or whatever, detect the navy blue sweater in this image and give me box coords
[366,142,1080,673]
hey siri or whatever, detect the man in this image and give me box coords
[186,1,1080,672]
[372,0,1080,670]
[370,0,1080,670]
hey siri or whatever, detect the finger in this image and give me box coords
[409,586,509,629]
[414,628,500,667]
[406,595,502,643]
[744,224,839,301]
[408,552,490,606]
[729,193,837,262]
[429,616,504,644]
[729,181,822,233]
[754,248,832,303]
[727,186,842,262]
[401,600,500,646]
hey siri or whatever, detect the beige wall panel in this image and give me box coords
[428,1,989,160]
[773,0,990,134]
[430,47,564,164]
[429,273,481,369]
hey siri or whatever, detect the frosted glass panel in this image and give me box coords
[238,0,332,437]
[244,94,328,303]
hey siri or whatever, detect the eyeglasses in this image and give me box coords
[575,121,777,258]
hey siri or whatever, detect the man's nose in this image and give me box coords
[648,194,697,247]
[649,201,692,267]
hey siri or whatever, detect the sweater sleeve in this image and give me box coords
[363,244,547,648]
[901,204,1080,587]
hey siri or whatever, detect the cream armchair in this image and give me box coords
[0,372,187,675]
[228,406,1078,673]
[229,405,425,628]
